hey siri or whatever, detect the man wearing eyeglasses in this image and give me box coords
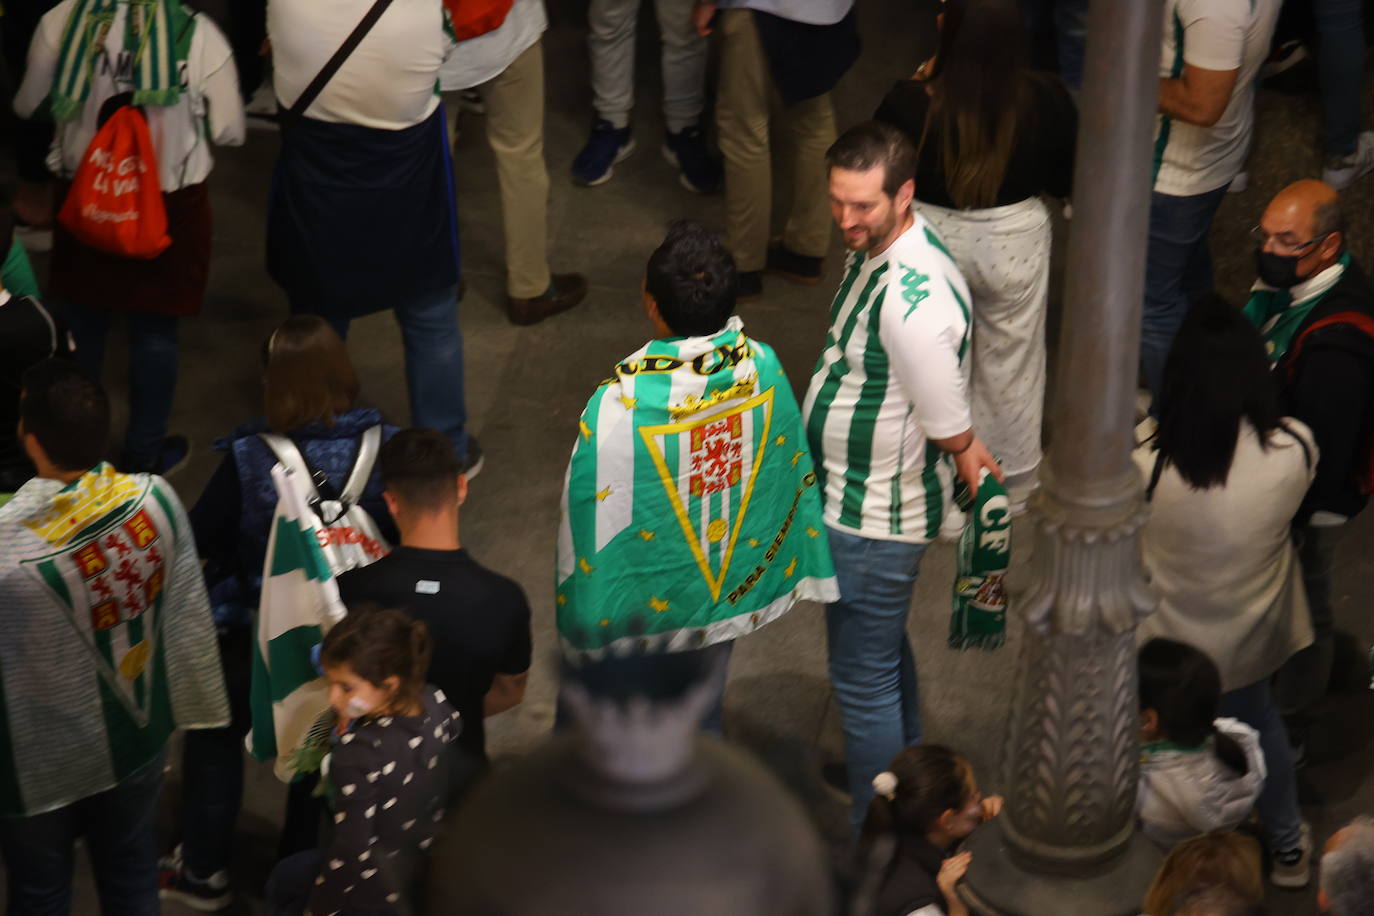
[1245,178,1374,747]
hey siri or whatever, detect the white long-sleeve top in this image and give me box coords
[13,0,244,190]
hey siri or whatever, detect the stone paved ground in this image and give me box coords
[12,0,1374,911]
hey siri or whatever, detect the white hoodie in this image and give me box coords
[1136,717,1267,849]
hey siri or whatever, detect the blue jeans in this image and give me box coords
[1217,680,1303,853]
[178,625,252,878]
[1275,523,1345,719]
[60,303,179,468]
[0,753,165,916]
[1315,0,1365,158]
[1021,0,1087,91]
[317,285,468,461]
[1141,186,1228,402]
[825,527,928,830]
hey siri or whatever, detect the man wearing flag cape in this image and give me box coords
[557,221,837,724]
[0,360,227,911]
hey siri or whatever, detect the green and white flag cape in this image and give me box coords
[0,464,226,816]
[249,464,347,781]
[557,317,838,658]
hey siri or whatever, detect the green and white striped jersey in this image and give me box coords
[803,213,972,543]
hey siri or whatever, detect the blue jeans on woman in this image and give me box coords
[312,284,469,462]
[60,303,179,469]
[1315,0,1365,158]
[1141,185,1229,402]
[1218,679,1304,853]
[0,753,165,916]
[824,526,928,831]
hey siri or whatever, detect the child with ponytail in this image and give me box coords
[266,606,460,915]
[1137,638,1266,849]
[850,745,1003,916]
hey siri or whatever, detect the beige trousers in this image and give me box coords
[475,40,552,299]
[715,9,836,272]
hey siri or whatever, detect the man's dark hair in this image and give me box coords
[645,220,737,337]
[379,428,460,513]
[19,359,109,472]
[826,121,918,198]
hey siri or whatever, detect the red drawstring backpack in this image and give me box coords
[58,104,171,260]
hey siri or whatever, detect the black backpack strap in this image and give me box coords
[1145,449,1166,503]
[279,0,397,127]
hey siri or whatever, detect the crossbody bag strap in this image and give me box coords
[1277,422,1314,471]
[340,425,382,507]
[280,0,398,127]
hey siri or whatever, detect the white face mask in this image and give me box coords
[346,696,374,718]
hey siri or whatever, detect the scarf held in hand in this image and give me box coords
[949,469,1011,650]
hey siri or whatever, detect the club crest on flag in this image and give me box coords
[639,389,774,601]
[22,481,174,726]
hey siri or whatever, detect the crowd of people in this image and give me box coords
[0,0,1373,913]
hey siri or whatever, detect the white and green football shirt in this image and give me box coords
[803,212,972,543]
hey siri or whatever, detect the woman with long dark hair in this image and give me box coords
[1136,296,1316,887]
[875,0,1076,514]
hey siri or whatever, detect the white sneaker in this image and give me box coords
[1270,821,1313,889]
[1322,130,1374,190]
[1227,170,1250,194]
[244,80,279,130]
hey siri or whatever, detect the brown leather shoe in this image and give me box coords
[507,273,588,326]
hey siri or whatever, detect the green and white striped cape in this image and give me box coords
[0,464,227,816]
[557,317,838,659]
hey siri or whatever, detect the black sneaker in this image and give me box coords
[122,434,191,477]
[766,245,824,286]
[457,88,486,114]
[461,436,484,481]
[662,125,722,194]
[738,271,763,301]
[572,120,635,186]
[159,856,232,912]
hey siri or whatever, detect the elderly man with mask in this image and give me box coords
[1245,179,1374,746]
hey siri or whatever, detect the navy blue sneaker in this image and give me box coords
[662,125,722,193]
[572,120,635,186]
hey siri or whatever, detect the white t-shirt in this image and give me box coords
[1135,419,1316,691]
[1153,0,1281,197]
[270,0,448,129]
[439,0,546,91]
[13,0,243,189]
[803,213,972,543]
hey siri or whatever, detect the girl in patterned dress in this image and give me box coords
[266,607,459,915]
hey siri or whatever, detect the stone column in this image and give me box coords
[959,0,1166,912]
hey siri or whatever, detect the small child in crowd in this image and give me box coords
[266,607,460,915]
[1142,832,1265,915]
[1138,638,1266,849]
[851,744,1003,916]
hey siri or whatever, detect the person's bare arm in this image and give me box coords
[482,671,528,717]
[1158,63,1237,127]
[930,430,1004,498]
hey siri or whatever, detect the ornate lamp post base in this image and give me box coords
[960,820,1162,916]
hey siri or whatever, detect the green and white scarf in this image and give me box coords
[50,0,194,121]
[556,317,838,659]
[949,469,1011,651]
[1243,253,1350,365]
